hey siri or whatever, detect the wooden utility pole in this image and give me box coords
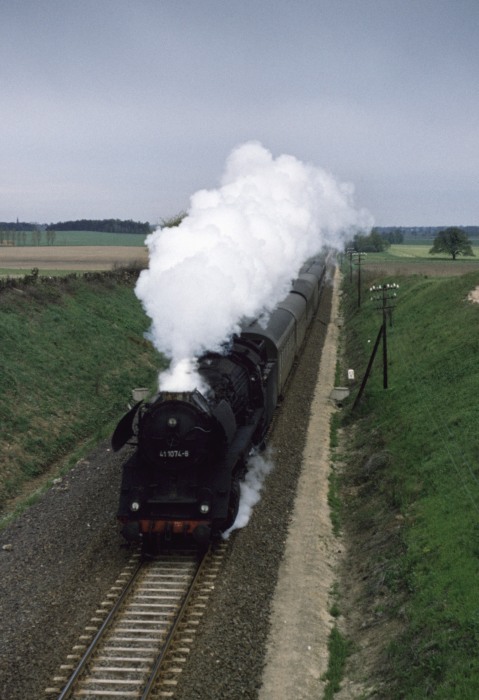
[351,252,367,308]
[345,248,354,283]
[352,324,383,410]
[353,282,399,409]
[370,283,399,389]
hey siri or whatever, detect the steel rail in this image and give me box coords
[140,548,208,698]
[56,558,144,700]
[54,549,208,699]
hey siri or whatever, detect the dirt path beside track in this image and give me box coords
[259,266,342,699]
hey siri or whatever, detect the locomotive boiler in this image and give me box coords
[112,256,327,551]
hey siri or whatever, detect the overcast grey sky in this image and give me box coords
[2,0,478,226]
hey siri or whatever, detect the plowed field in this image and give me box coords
[0,245,148,271]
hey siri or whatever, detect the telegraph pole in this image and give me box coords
[352,252,367,308]
[345,248,355,283]
[370,283,399,389]
[353,281,399,410]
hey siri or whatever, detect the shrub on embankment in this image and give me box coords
[0,269,164,519]
[340,268,479,699]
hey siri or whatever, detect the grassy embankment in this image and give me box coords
[0,271,164,525]
[335,262,479,698]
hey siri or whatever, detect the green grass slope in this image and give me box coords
[0,273,164,519]
[341,268,479,698]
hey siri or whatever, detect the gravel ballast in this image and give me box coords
[0,275,335,700]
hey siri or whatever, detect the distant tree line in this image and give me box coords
[345,228,393,253]
[0,221,39,231]
[46,219,152,234]
[378,228,404,244]
[375,225,479,240]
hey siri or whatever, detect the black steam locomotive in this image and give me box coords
[112,257,327,551]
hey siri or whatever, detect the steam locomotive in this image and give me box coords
[112,257,327,551]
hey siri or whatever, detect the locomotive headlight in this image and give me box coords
[199,503,210,514]
[130,501,140,512]
[167,417,178,428]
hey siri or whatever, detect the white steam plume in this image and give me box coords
[136,141,372,390]
[221,451,275,539]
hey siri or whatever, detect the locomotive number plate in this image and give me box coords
[159,450,190,458]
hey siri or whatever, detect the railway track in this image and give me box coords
[46,545,225,699]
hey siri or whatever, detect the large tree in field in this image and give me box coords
[429,227,475,260]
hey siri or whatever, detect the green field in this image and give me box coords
[10,230,149,246]
[367,243,479,263]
